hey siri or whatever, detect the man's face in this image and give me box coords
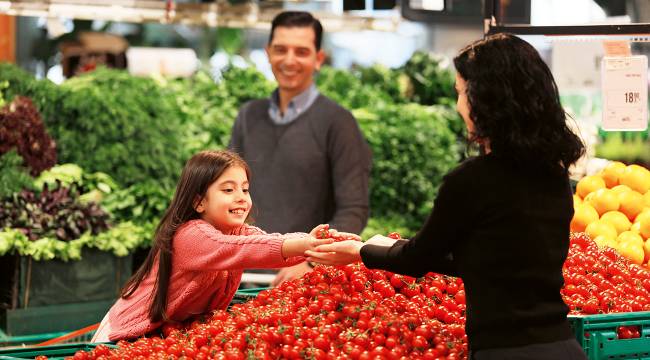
[266,26,325,96]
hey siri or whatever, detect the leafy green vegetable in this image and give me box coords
[361,216,417,240]
[356,103,461,229]
[400,51,456,106]
[0,96,57,176]
[0,150,35,198]
[0,182,110,241]
[0,221,153,260]
[102,180,172,224]
[47,68,186,188]
[0,63,61,124]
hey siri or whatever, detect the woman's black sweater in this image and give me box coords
[361,154,575,350]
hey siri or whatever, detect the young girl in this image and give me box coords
[93,150,345,342]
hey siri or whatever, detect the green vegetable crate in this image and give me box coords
[569,311,650,360]
[0,343,116,360]
[0,330,94,347]
[229,287,266,305]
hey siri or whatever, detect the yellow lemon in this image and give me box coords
[635,210,650,225]
[617,231,645,247]
[586,188,619,216]
[638,218,650,240]
[631,221,642,234]
[576,175,606,199]
[601,161,626,188]
[611,184,633,196]
[644,239,650,264]
[618,241,645,265]
[573,195,582,206]
[619,165,650,194]
[593,235,616,249]
[644,191,650,207]
[600,211,631,234]
[570,203,599,232]
[585,220,618,241]
[618,190,645,221]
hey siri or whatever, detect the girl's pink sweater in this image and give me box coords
[106,219,305,341]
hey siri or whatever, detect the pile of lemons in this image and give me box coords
[571,162,650,267]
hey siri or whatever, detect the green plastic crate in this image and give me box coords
[230,287,267,305]
[0,343,116,360]
[569,311,650,360]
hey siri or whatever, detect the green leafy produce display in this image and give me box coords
[0,150,34,198]
[0,63,60,121]
[356,104,460,228]
[2,52,460,250]
[596,130,650,166]
[102,179,172,225]
[46,68,186,188]
[220,65,275,106]
[317,67,395,109]
[361,216,416,240]
[0,182,110,241]
[34,163,119,204]
[166,70,238,155]
[400,51,456,106]
[0,221,153,260]
[0,96,57,176]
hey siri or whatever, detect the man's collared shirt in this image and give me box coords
[268,84,320,125]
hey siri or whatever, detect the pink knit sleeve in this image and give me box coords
[172,220,305,271]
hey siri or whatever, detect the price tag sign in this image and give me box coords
[601,55,648,131]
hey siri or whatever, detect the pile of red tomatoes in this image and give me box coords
[62,232,650,360]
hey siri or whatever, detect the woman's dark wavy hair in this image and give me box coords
[453,33,585,175]
[120,150,251,323]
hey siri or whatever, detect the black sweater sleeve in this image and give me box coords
[360,169,469,277]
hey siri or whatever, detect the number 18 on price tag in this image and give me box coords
[601,55,648,131]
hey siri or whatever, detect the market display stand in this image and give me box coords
[0,249,131,343]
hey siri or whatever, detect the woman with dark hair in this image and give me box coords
[306,33,588,359]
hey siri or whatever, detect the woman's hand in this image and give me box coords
[329,229,362,242]
[305,240,364,266]
[365,234,401,247]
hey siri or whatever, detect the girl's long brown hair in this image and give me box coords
[120,150,250,323]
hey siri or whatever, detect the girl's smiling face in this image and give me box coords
[195,165,252,232]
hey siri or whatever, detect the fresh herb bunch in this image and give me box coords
[102,180,173,224]
[400,51,456,106]
[0,63,60,124]
[355,103,460,228]
[0,96,57,176]
[48,68,186,188]
[0,181,110,241]
[317,67,395,110]
[220,66,275,106]
[167,70,238,156]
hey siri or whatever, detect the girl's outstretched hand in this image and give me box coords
[282,235,333,259]
[310,224,331,239]
[304,240,364,266]
[310,224,362,242]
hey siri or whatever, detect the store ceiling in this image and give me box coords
[0,0,402,31]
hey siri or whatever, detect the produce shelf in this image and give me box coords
[569,311,650,360]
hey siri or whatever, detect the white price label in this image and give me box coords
[601,56,648,131]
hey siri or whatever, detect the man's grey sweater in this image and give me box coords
[229,94,372,234]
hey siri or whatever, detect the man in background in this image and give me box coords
[229,11,372,285]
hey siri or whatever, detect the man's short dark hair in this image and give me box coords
[269,11,323,51]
